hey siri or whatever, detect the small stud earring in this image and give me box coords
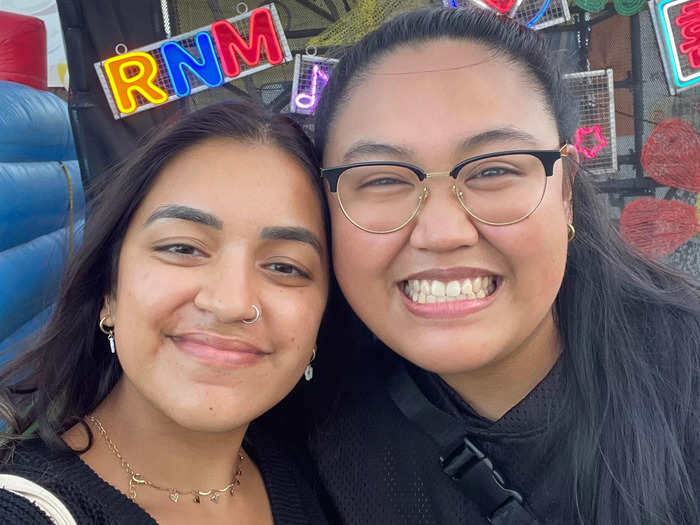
[304,347,316,381]
[99,316,116,354]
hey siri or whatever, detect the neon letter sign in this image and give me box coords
[482,0,517,14]
[655,0,700,93]
[676,0,700,68]
[574,126,607,159]
[162,32,224,97]
[95,4,291,119]
[103,52,168,114]
[211,8,284,78]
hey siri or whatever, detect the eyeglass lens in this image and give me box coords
[336,153,549,233]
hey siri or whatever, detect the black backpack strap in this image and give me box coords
[388,363,541,525]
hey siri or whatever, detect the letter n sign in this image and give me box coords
[95,4,292,119]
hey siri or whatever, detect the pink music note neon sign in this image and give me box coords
[574,125,607,159]
[294,64,330,110]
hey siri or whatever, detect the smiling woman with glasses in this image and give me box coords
[306,6,700,525]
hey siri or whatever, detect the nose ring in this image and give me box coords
[242,304,261,325]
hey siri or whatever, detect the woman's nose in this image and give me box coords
[408,178,480,252]
[193,252,259,324]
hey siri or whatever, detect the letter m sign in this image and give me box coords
[212,7,287,78]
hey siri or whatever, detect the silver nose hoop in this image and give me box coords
[241,304,261,325]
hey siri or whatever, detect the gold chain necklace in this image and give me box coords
[88,415,244,504]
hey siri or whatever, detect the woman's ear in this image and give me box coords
[100,296,114,322]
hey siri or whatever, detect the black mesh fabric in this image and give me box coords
[311,348,699,523]
[311,356,570,524]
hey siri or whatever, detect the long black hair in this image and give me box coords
[0,99,325,463]
[313,7,700,524]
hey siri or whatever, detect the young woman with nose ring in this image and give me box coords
[0,100,330,525]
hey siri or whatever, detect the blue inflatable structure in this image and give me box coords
[0,81,85,357]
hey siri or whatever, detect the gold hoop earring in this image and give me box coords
[567,223,576,242]
[304,347,316,382]
[99,316,116,354]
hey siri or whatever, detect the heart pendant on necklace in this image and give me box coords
[169,492,179,503]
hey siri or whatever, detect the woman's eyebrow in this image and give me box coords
[339,128,541,165]
[341,141,413,163]
[261,226,323,257]
[144,205,223,230]
[457,128,541,151]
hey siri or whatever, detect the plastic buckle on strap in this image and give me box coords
[441,437,524,518]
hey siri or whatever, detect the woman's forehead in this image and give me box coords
[132,140,325,234]
[367,38,502,75]
[325,41,558,162]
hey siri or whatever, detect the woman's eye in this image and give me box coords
[358,177,411,189]
[474,167,511,178]
[154,244,203,256]
[266,262,310,279]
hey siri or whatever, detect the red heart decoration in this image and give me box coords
[641,119,700,192]
[619,197,699,259]
[481,0,517,14]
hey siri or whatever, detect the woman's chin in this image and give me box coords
[395,342,504,376]
[162,407,254,434]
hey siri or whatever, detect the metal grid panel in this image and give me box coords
[290,54,338,115]
[443,0,570,29]
[510,0,570,29]
[649,0,700,95]
[94,4,292,119]
[564,69,618,175]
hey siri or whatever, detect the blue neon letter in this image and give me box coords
[162,32,224,97]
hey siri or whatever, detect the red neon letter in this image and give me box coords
[103,52,168,114]
[211,7,284,78]
[676,0,700,69]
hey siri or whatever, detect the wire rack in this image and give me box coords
[564,69,618,175]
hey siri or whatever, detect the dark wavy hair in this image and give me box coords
[0,99,326,463]
[313,7,700,525]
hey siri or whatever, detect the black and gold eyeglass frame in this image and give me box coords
[321,147,569,234]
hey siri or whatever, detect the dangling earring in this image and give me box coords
[304,347,316,381]
[99,316,116,354]
[567,223,576,242]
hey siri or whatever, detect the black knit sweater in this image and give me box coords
[0,423,328,524]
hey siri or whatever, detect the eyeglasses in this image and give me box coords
[321,147,568,234]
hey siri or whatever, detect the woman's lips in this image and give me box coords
[170,333,269,368]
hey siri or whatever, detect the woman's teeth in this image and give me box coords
[402,277,497,303]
